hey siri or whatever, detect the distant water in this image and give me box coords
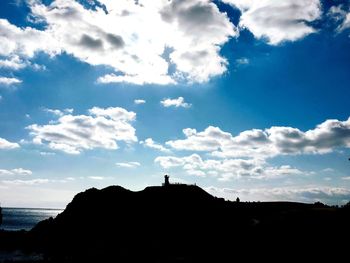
[0,207,63,231]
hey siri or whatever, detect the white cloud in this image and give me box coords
[166,117,350,158]
[88,176,104,180]
[339,13,350,31]
[0,170,14,176]
[154,155,187,169]
[97,73,174,86]
[322,168,334,173]
[186,169,206,177]
[134,99,146,105]
[32,63,46,71]
[159,0,238,82]
[206,186,350,204]
[0,0,237,85]
[236,57,249,65]
[0,18,58,57]
[2,179,49,185]
[27,106,137,154]
[0,168,32,176]
[39,151,56,156]
[224,0,321,45]
[0,137,20,149]
[43,108,73,116]
[166,126,230,152]
[0,55,27,70]
[43,108,64,116]
[258,165,303,178]
[0,55,46,71]
[140,138,170,152]
[342,176,350,181]
[115,161,141,168]
[88,106,136,121]
[328,5,347,21]
[65,177,75,181]
[160,97,191,108]
[329,5,350,32]
[48,177,76,183]
[0,76,22,86]
[11,168,33,176]
[64,108,74,114]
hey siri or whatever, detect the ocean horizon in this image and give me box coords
[1,207,63,231]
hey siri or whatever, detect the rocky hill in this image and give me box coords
[1,183,350,262]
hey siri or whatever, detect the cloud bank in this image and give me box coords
[155,153,305,180]
[166,117,350,158]
[2,0,346,86]
[0,0,237,85]
[156,117,350,180]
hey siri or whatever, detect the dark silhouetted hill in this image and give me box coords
[1,184,350,262]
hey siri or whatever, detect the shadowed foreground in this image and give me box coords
[1,183,350,262]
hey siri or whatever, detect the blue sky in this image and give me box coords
[0,0,350,207]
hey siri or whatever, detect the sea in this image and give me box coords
[0,207,63,231]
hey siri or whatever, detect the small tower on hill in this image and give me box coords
[163,174,170,187]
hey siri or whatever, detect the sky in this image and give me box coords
[0,0,350,208]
